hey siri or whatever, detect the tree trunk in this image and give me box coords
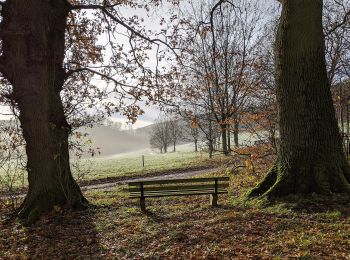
[233,119,239,148]
[249,0,350,198]
[347,104,350,157]
[221,124,229,155]
[1,0,88,224]
[208,139,214,158]
[227,124,231,151]
[192,127,198,152]
[216,129,220,150]
[340,85,344,134]
[347,104,349,138]
[269,129,278,154]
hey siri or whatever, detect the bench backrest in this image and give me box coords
[128,177,230,198]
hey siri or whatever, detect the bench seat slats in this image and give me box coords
[128,176,230,186]
[129,183,229,192]
[129,190,228,198]
[130,188,228,196]
[128,176,230,209]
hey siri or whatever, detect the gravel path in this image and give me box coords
[0,167,221,199]
[81,167,220,191]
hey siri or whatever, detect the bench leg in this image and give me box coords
[140,197,146,212]
[210,194,218,207]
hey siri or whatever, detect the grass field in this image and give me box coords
[0,130,264,191]
[84,150,218,182]
[0,144,228,191]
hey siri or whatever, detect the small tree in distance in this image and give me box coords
[149,114,183,153]
[149,115,172,153]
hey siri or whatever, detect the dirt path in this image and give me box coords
[81,167,220,191]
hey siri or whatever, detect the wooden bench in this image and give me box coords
[128,177,230,211]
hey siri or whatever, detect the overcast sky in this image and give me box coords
[110,0,280,128]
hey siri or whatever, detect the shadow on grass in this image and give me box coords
[288,194,350,218]
[237,192,350,219]
[6,207,102,258]
[27,209,100,258]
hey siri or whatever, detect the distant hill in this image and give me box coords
[0,119,154,158]
[132,124,154,137]
[0,119,195,158]
[77,124,153,158]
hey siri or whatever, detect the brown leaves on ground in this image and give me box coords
[0,206,100,258]
[1,176,350,259]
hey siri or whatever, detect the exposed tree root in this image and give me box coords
[18,188,88,226]
[248,158,350,199]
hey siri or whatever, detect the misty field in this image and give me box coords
[82,149,215,182]
[0,144,225,191]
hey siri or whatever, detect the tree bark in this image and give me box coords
[249,0,350,198]
[347,104,349,137]
[1,0,88,224]
[208,139,214,158]
[269,129,278,154]
[221,123,229,155]
[227,124,231,151]
[233,119,239,148]
[340,84,345,134]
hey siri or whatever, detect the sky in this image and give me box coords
[97,1,181,128]
[108,0,280,128]
[110,104,160,129]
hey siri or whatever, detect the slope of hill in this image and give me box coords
[78,124,152,158]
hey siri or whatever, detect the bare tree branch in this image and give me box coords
[66,67,138,89]
[325,9,350,37]
[69,3,180,55]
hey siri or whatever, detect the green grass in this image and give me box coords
[84,150,214,181]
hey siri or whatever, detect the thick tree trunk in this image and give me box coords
[249,0,350,198]
[1,0,87,224]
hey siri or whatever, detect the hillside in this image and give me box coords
[77,124,153,158]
